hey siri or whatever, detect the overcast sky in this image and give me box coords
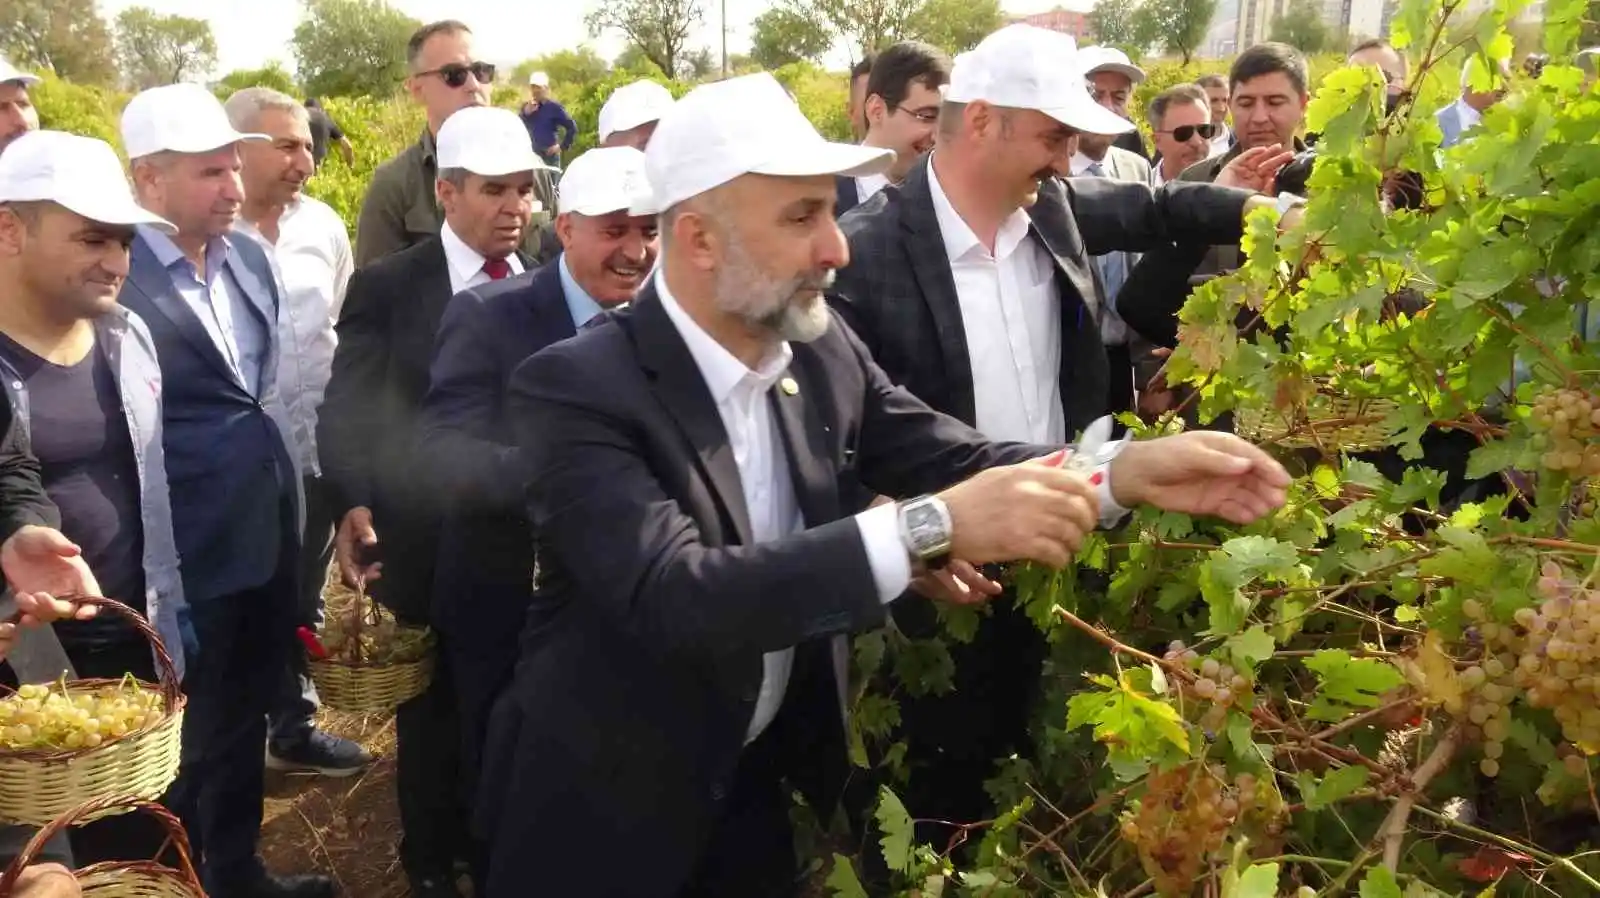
[96,0,1093,77]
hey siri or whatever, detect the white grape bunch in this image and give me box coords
[0,677,165,751]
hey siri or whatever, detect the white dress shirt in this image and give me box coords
[236,196,353,476]
[137,225,268,397]
[927,158,1064,444]
[1209,124,1232,157]
[856,172,891,205]
[441,221,526,295]
[653,271,911,744]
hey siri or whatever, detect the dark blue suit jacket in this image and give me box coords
[118,233,297,604]
[418,259,578,636]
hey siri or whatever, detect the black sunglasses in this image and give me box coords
[1159,122,1218,142]
[417,61,496,89]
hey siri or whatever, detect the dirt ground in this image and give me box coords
[259,711,418,898]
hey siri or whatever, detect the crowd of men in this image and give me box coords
[0,13,1595,898]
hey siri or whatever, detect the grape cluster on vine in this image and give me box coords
[1529,387,1600,476]
[1119,763,1274,898]
[0,680,165,751]
[1164,641,1250,732]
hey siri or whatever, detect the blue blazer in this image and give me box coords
[118,233,300,604]
[418,260,578,632]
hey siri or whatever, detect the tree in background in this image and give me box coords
[215,63,299,98]
[908,0,1003,53]
[0,0,118,87]
[612,44,666,76]
[679,47,717,80]
[1269,0,1333,53]
[749,7,832,70]
[782,0,1002,58]
[512,47,610,91]
[1132,0,1216,63]
[1088,0,1148,54]
[584,0,704,83]
[292,0,419,99]
[114,7,217,90]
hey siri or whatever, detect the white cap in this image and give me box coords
[644,72,892,211]
[943,25,1134,135]
[528,71,550,87]
[0,57,40,87]
[1079,46,1147,84]
[598,80,675,143]
[0,131,175,233]
[121,82,268,160]
[436,106,553,176]
[558,147,659,217]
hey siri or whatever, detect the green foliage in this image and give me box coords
[292,0,418,100]
[750,7,833,70]
[298,95,424,237]
[1271,0,1337,54]
[29,72,123,147]
[510,47,611,93]
[585,0,703,82]
[905,0,1003,54]
[1133,0,1220,64]
[113,7,217,91]
[214,63,299,99]
[772,62,852,142]
[1088,0,1147,56]
[0,0,117,86]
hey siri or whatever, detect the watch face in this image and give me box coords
[905,502,948,554]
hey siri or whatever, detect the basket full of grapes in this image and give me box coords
[306,581,434,713]
[0,596,185,826]
[0,796,203,897]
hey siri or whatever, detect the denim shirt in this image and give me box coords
[0,307,190,682]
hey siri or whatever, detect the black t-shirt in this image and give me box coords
[307,106,344,167]
[0,334,146,645]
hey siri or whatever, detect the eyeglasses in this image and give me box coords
[416,61,496,89]
[895,105,940,124]
[1158,123,1219,142]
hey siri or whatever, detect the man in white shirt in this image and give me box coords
[1438,55,1510,148]
[1198,72,1233,156]
[837,41,951,216]
[223,87,370,780]
[0,58,39,158]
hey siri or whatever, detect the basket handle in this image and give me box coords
[3,595,182,708]
[0,797,202,895]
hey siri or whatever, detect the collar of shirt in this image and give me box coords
[926,154,1033,264]
[556,253,605,329]
[138,224,229,284]
[440,220,524,292]
[653,269,792,405]
[855,171,890,204]
[1070,151,1108,177]
[1455,99,1483,131]
[1151,161,1168,187]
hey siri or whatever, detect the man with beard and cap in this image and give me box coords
[117,82,329,898]
[224,87,370,781]
[836,41,950,217]
[320,104,546,898]
[829,23,1298,845]
[0,58,39,158]
[415,144,660,893]
[598,80,675,150]
[476,69,1294,898]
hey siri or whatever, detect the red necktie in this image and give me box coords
[482,258,512,280]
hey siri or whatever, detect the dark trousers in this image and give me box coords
[679,719,800,898]
[269,474,336,749]
[167,570,295,892]
[446,611,521,895]
[1106,342,1135,416]
[394,629,468,880]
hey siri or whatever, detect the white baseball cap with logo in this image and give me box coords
[598,80,675,143]
[645,72,892,211]
[0,130,175,233]
[943,25,1135,135]
[1078,46,1147,84]
[528,71,550,87]
[121,82,268,160]
[437,105,555,176]
[557,147,660,217]
[0,57,40,87]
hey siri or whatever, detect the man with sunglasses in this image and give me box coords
[1147,84,1216,187]
[355,20,555,268]
[837,41,949,217]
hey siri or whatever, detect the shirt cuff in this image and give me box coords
[854,502,912,605]
[1090,438,1132,528]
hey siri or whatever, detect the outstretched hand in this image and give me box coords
[1215,144,1296,194]
[1108,432,1291,525]
[1,524,103,611]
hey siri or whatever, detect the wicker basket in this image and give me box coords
[0,796,204,897]
[308,583,433,713]
[1235,390,1398,453]
[0,598,185,826]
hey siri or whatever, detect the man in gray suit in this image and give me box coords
[117,84,331,898]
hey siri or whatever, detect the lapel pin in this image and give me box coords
[780,377,799,396]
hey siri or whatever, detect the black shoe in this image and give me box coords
[219,872,338,898]
[408,874,464,898]
[267,730,374,777]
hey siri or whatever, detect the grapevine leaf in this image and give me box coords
[1305,650,1406,720]
[959,870,999,888]
[1222,862,1281,898]
[1157,574,1200,612]
[1303,764,1369,810]
[875,787,914,873]
[825,855,869,898]
[1065,674,1190,759]
[1507,718,1558,766]
[1225,626,1276,673]
[1227,712,1270,767]
[1359,866,1404,898]
[1465,439,1524,480]
[937,602,983,644]
[1200,536,1302,635]
[1155,510,1196,539]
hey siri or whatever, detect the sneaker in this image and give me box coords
[407,875,463,898]
[266,730,374,777]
